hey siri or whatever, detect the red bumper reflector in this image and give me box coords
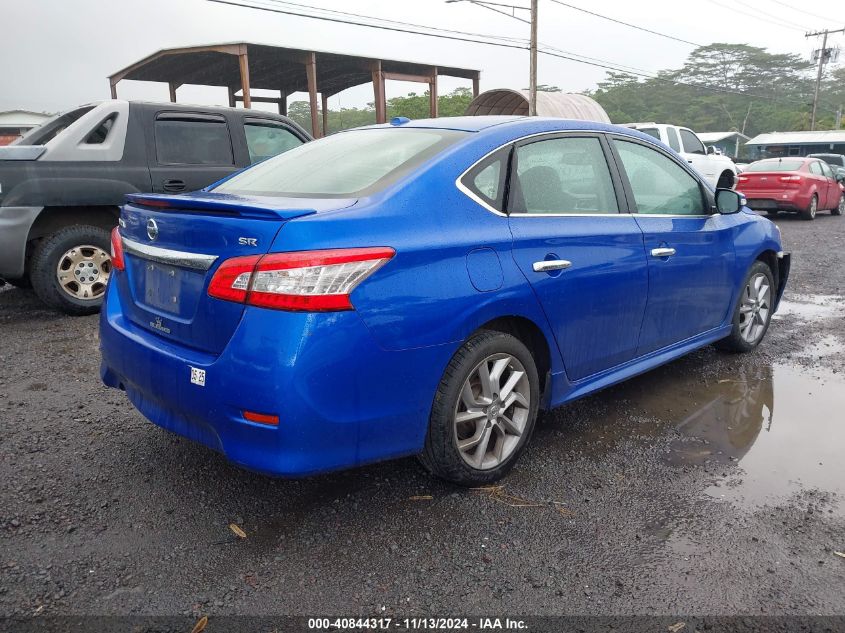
[243,410,280,426]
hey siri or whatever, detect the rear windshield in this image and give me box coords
[745,160,805,172]
[16,106,94,146]
[214,127,468,198]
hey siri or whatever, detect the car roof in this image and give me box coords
[362,116,642,137]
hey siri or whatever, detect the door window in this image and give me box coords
[665,127,681,152]
[614,140,706,215]
[244,122,303,164]
[809,161,823,176]
[510,137,618,214]
[679,129,706,155]
[154,117,234,165]
[819,161,834,179]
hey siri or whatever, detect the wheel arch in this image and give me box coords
[755,249,780,289]
[27,206,120,243]
[474,315,553,404]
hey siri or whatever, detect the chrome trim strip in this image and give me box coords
[453,129,717,219]
[122,236,218,271]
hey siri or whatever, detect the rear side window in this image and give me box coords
[461,149,508,212]
[244,122,303,164]
[510,136,618,214]
[154,117,234,165]
[84,114,116,145]
[809,161,822,175]
[214,128,466,198]
[679,129,706,155]
[665,127,681,152]
[614,139,706,215]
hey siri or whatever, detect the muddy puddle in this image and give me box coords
[566,359,845,515]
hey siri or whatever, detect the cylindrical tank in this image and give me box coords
[465,89,610,123]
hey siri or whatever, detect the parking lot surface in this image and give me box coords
[1,212,844,618]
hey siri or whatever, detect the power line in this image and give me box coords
[765,0,837,25]
[546,0,702,47]
[207,0,827,111]
[702,0,809,32]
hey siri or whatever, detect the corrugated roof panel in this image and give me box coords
[747,130,845,145]
[466,89,610,123]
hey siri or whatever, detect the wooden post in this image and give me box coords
[238,51,252,109]
[472,74,480,98]
[371,60,386,124]
[110,80,117,99]
[321,94,329,136]
[429,67,438,118]
[304,52,320,138]
[529,0,538,116]
[168,82,178,103]
[278,91,287,116]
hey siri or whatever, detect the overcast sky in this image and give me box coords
[2,0,843,116]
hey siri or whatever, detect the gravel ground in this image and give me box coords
[1,211,844,624]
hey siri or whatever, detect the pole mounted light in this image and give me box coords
[446,0,538,115]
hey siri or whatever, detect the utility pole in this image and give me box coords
[446,0,537,115]
[805,27,844,131]
[529,0,538,115]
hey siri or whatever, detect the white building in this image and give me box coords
[0,110,53,146]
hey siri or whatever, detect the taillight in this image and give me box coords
[208,247,395,311]
[738,176,749,184]
[110,227,125,271]
[779,175,802,182]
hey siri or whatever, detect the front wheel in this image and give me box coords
[801,194,818,221]
[716,261,775,353]
[419,330,540,485]
[832,194,844,216]
[30,225,113,316]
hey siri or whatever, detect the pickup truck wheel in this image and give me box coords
[716,170,735,189]
[419,330,540,486]
[801,195,818,221]
[30,225,112,315]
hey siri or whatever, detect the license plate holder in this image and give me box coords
[144,262,181,313]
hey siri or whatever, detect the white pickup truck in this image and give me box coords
[623,123,738,190]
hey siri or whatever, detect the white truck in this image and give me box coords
[622,123,738,190]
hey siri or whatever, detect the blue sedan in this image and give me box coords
[100,116,790,485]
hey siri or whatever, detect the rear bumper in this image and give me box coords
[99,280,453,476]
[742,189,809,212]
[0,206,42,278]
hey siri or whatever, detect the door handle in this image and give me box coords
[533,259,572,272]
[163,179,186,192]
[650,247,676,258]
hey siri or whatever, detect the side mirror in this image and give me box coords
[706,145,716,155]
[716,188,744,214]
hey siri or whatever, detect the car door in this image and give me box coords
[609,136,737,355]
[817,160,838,208]
[506,133,649,381]
[148,111,239,193]
[807,161,829,208]
[678,127,715,185]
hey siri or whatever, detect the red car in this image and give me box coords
[736,157,845,220]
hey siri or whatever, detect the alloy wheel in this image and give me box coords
[739,272,771,344]
[838,195,845,215]
[453,353,531,470]
[56,245,112,301]
[809,196,817,219]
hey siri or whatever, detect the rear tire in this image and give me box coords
[419,330,540,486]
[832,193,844,216]
[716,170,735,190]
[716,261,775,353]
[30,225,112,316]
[801,194,818,221]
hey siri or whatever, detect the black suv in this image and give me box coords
[0,100,310,314]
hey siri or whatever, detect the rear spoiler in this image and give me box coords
[124,193,319,221]
[0,145,46,161]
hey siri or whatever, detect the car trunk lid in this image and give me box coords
[117,192,356,354]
